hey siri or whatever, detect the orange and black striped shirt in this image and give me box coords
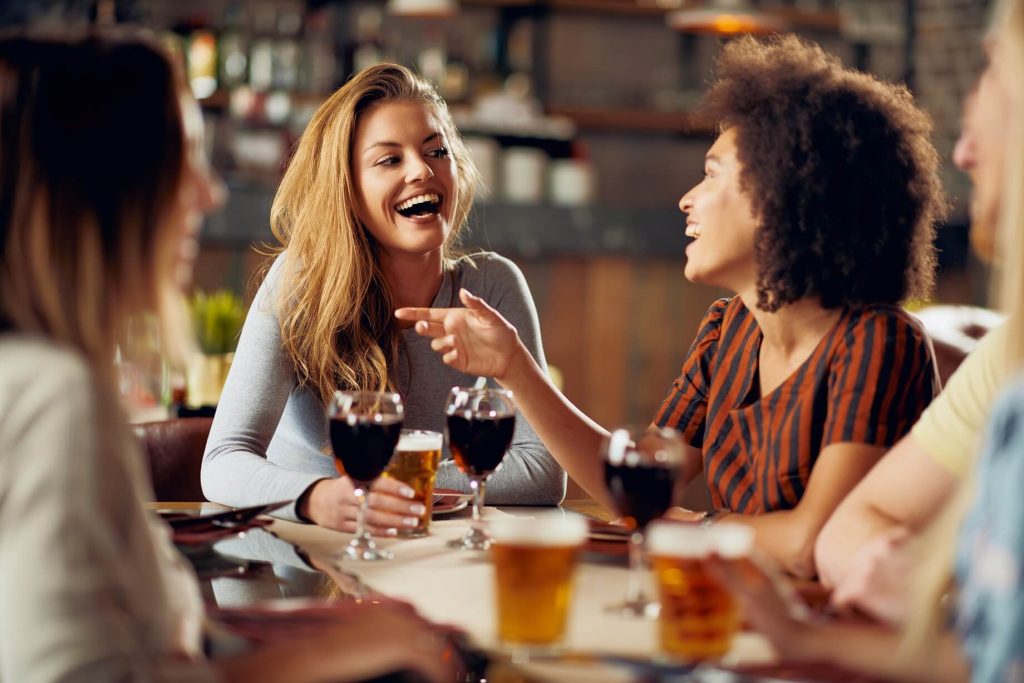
[654,297,938,514]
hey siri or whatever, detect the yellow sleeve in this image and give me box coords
[911,324,1010,477]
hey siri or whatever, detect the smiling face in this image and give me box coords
[352,100,457,261]
[679,127,760,294]
[954,37,1013,261]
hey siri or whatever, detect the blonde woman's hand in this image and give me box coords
[299,476,425,535]
[395,288,523,381]
[829,526,912,625]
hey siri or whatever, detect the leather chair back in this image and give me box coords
[133,418,212,502]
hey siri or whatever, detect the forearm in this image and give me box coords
[815,496,903,586]
[438,444,567,505]
[713,509,819,578]
[498,341,614,510]
[796,623,967,683]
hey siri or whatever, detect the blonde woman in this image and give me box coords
[710,1,1024,679]
[202,64,564,531]
[0,30,455,682]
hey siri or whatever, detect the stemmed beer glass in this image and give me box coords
[602,425,683,617]
[445,387,516,550]
[327,390,404,561]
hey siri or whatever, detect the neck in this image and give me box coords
[378,249,445,315]
[740,288,840,357]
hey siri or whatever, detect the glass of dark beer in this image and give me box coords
[602,425,683,617]
[445,387,516,550]
[328,390,404,561]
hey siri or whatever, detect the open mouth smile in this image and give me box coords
[395,192,442,219]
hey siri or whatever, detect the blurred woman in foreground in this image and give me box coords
[0,29,453,682]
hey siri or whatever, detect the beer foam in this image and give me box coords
[397,430,442,451]
[646,521,753,559]
[489,512,587,546]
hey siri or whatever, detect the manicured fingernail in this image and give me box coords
[410,503,426,516]
[399,485,415,499]
[402,517,419,527]
[385,528,398,537]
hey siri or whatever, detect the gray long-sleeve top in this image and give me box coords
[202,251,566,521]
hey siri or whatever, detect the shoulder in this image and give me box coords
[0,335,97,447]
[453,251,524,282]
[839,305,930,345]
[700,296,739,333]
[452,251,530,298]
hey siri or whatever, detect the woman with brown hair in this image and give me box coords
[201,63,564,533]
[0,30,454,682]
[399,35,946,578]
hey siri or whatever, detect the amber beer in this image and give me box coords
[382,430,442,537]
[490,513,588,647]
[648,522,754,661]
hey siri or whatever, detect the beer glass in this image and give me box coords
[382,429,443,537]
[648,522,754,661]
[602,425,683,617]
[327,390,403,561]
[445,387,516,550]
[490,513,588,649]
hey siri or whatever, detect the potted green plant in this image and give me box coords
[187,290,245,407]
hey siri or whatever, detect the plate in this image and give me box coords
[432,488,471,516]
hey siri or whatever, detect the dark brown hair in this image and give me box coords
[702,35,947,312]
[0,29,186,370]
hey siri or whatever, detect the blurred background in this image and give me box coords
[1,0,991,438]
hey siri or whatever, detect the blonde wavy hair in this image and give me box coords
[269,63,478,405]
[902,0,1024,657]
[0,30,190,385]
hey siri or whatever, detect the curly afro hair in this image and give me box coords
[701,35,947,312]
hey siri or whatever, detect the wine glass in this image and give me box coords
[445,387,516,550]
[327,390,404,561]
[602,425,683,618]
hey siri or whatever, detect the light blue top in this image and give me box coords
[201,251,566,521]
[955,376,1024,682]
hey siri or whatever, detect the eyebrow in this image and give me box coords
[363,132,441,155]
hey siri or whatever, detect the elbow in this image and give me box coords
[780,532,819,580]
[813,517,846,588]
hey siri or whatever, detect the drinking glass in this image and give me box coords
[648,522,754,661]
[602,425,683,618]
[382,429,443,537]
[490,512,588,654]
[328,390,404,561]
[445,387,516,550]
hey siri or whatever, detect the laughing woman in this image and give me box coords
[398,36,946,578]
[202,64,565,532]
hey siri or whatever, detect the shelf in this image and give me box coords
[546,105,714,135]
[463,0,841,26]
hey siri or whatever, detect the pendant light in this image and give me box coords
[667,0,785,35]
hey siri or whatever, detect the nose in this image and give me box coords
[952,128,976,172]
[199,166,227,214]
[679,186,695,213]
[406,154,435,183]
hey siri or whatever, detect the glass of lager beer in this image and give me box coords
[490,513,588,651]
[383,429,443,537]
[647,522,754,661]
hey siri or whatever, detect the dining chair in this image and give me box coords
[133,417,213,502]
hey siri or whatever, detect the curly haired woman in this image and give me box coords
[397,35,946,578]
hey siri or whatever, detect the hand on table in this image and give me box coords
[829,526,912,625]
[299,476,424,534]
[706,555,816,662]
[395,288,522,380]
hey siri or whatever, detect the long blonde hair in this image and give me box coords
[0,30,190,384]
[270,64,478,405]
[903,0,1024,656]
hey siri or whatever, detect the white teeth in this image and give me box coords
[686,225,701,239]
[396,193,440,212]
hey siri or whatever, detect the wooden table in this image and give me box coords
[159,499,865,682]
